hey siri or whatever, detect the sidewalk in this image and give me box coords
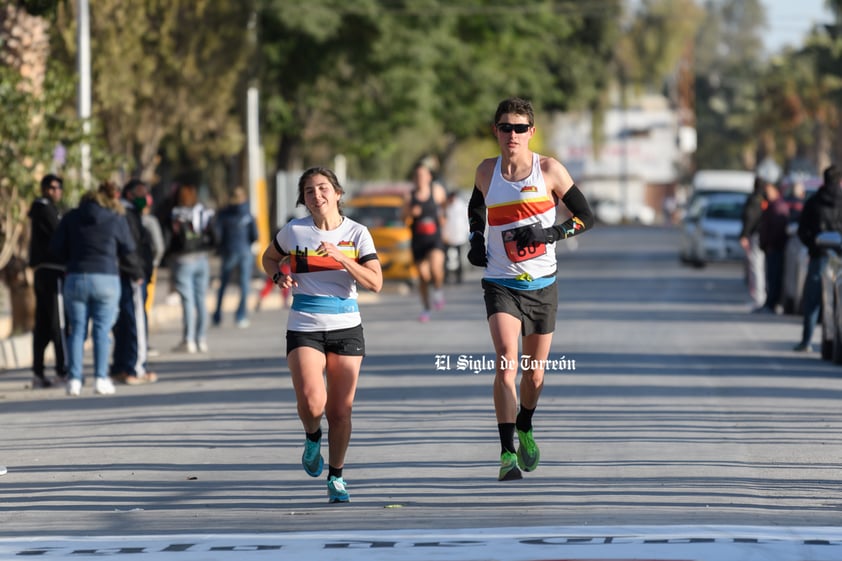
[0,263,274,371]
[0,261,396,372]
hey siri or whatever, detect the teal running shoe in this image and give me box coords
[302,437,323,477]
[516,429,540,472]
[327,476,350,503]
[498,451,523,481]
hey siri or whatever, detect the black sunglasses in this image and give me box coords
[496,123,531,134]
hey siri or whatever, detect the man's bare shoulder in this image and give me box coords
[474,157,498,191]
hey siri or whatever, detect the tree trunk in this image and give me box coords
[3,256,35,335]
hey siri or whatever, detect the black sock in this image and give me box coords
[328,465,343,479]
[516,406,535,432]
[498,423,516,454]
[306,428,322,442]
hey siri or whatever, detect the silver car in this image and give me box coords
[816,231,842,362]
[679,192,748,267]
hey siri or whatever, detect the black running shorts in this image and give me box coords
[481,279,558,336]
[286,324,366,356]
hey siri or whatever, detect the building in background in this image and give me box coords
[549,93,691,225]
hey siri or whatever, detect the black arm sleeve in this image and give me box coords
[468,186,486,234]
[549,184,594,239]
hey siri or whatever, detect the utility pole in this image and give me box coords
[77,0,91,189]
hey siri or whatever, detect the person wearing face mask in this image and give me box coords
[109,179,158,386]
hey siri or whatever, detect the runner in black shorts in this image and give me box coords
[468,97,594,481]
[261,167,382,503]
[404,159,448,322]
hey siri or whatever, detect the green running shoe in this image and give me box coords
[302,437,324,477]
[516,429,540,472]
[327,475,350,503]
[498,451,523,481]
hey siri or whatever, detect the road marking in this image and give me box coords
[2,525,842,560]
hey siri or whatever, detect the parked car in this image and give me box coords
[679,191,748,266]
[816,231,842,361]
[345,193,417,283]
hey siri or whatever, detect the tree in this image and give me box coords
[0,2,64,333]
[51,1,253,193]
[693,0,768,170]
[257,0,623,181]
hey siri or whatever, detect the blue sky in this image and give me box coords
[763,0,834,53]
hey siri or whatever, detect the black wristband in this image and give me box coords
[272,271,282,283]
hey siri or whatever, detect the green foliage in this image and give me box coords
[0,62,96,202]
[693,0,768,169]
[51,0,253,185]
[258,0,623,180]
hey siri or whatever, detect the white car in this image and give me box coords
[679,191,748,267]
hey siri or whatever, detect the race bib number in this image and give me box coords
[414,217,438,236]
[502,224,546,263]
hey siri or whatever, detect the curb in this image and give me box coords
[0,278,394,371]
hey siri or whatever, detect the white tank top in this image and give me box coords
[484,153,557,281]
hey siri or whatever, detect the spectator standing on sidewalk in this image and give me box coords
[51,181,142,397]
[28,174,68,388]
[212,186,258,328]
[739,177,767,310]
[442,190,470,284]
[110,179,158,385]
[168,182,216,353]
[756,179,790,314]
[794,165,842,352]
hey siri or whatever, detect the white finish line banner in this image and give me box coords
[2,526,842,560]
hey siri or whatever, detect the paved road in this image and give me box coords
[2,225,842,549]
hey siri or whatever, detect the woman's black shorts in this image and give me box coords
[286,324,366,356]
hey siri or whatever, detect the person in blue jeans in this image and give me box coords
[213,186,258,328]
[168,183,215,353]
[795,165,842,352]
[50,181,141,396]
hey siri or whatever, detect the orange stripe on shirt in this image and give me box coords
[488,197,555,227]
[290,249,358,273]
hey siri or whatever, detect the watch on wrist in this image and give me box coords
[272,271,282,284]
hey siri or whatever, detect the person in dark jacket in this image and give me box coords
[757,180,790,313]
[739,177,767,309]
[28,174,68,388]
[212,186,257,328]
[51,181,142,397]
[794,165,842,352]
[110,179,158,385]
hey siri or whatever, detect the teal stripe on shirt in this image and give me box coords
[291,294,359,314]
[484,276,556,291]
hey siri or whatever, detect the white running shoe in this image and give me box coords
[94,377,116,396]
[66,378,82,397]
[172,340,197,354]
